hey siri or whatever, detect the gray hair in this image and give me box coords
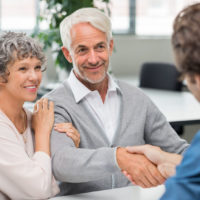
[0,31,46,79]
[60,7,112,50]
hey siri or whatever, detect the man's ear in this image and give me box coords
[61,46,73,63]
[109,39,114,56]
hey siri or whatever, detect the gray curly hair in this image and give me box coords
[0,31,46,81]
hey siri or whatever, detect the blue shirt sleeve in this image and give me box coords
[160,130,200,200]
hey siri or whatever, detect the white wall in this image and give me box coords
[110,35,175,78]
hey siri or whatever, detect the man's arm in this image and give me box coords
[52,130,166,187]
[51,129,119,182]
[51,108,165,186]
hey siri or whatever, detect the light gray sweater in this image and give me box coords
[46,79,188,196]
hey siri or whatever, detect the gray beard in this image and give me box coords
[73,62,107,84]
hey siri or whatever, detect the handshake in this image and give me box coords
[117,145,182,188]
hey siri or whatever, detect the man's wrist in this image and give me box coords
[116,147,128,170]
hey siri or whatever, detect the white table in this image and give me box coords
[50,185,165,200]
[142,88,200,126]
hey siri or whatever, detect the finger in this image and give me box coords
[54,127,65,132]
[146,164,161,186]
[42,98,48,110]
[54,126,73,133]
[56,122,72,126]
[49,101,54,112]
[54,123,72,129]
[67,132,79,142]
[130,168,153,188]
[134,178,148,188]
[127,171,148,188]
[122,170,128,176]
[54,123,72,131]
[158,163,176,178]
[54,124,72,130]
[122,171,136,185]
[36,99,43,111]
[138,175,154,188]
[126,146,147,154]
[148,164,166,185]
[70,129,80,138]
[67,132,80,147]
[127,174,135,185]
[33,101,38,112]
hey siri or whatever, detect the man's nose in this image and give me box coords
[88,50,99,65]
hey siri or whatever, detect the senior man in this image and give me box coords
[46,7,188,196]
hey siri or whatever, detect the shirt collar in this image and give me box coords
[67,70,121,103]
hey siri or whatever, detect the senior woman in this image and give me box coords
[0,32,80,200]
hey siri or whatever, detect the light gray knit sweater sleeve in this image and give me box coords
[51,116,120,182]
[51,133,119,183]
[46,83,121,183]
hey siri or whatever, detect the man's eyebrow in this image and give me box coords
[74,45,87,52]
[94,41,107,47]
[97,41,106,45]
[76,45,87,48]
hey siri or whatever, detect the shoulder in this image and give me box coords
[0,116,17,141]
[44,81,78,119]
[45,80,74,103]
[0,111,13,129]
[117,80,152,103]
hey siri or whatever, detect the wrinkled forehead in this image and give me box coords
[70,23,107,47]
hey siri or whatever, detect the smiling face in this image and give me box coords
[62,23,113,87]
[2,56,42,104]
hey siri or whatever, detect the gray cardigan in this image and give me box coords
[46,79,188,196]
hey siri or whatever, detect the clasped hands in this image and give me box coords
[117,145,182,188]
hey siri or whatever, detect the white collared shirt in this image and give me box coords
[68,71,121,143]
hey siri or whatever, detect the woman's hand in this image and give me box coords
[32,98,54,135]
[126,145,166,166]
[31,98,54,155]
[54,123,80,148]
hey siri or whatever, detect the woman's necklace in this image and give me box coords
[19,109,27,143]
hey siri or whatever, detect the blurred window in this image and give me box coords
[0,0,37,31]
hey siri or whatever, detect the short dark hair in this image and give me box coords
[172,3,200,77]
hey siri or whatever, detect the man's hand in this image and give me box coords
[116,147,165,188]
[126,145,182,178]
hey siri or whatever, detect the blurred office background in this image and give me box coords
[1,0,200,142]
